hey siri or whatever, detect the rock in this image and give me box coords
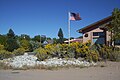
[1,53,97,68]
[24,53,28,56]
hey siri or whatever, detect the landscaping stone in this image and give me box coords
[1,53,97,68]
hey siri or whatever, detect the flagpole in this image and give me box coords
[68,12,70,45]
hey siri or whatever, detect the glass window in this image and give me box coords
[84,34,88,37]
[93,32,98,36]
[93,37,105,44]
[115,40,120,45]
[99,32,104,36]
[93,32,104,36]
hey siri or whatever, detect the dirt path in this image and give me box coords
[0,61,120,80]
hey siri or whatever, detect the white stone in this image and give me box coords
[0,53,97,68]
[24,53,28,56]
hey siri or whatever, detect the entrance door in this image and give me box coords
[93,37,105,44]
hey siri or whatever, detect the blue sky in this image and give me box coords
[0,0,120,38]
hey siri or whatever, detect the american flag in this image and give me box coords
[69,12,81,20]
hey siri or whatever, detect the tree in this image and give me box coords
[20,39,33,52]
[46,37,51,40]
[70,37,74,39]
[6,29,19,52]
[109,8,120,46]
[29,40,40,51]
[0,35,7,46]
[0,44,4,50]
[58,28,64,43]
[32,35,46,43]
[6,38,19,52]
[53,38,59,44]
[7,29,15,38]
[20,34,31,41]
[33,35,40,42]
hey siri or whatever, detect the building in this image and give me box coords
[64,38,83,43]
[77,16,112,45]
[43,39,53,45]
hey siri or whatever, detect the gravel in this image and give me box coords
[1,53,97,68]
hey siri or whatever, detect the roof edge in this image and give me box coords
[77,16,112,33]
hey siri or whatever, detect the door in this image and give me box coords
[93,37,105,44]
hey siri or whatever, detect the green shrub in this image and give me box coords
[101,45,112,59]
[45,44,68,58]
[0,50,13,59]
[34,48,48,61]
[58,44,74,58]
[45,44,58,55]
[29,41,40,51]
[5,38,19,52]
[73,42,90,58]
[34,41,99,62]
[20,40,33,52]
[109,50,120,61]
[13,47,26,56]
[92,44,111,60]
[66,47,75,58]
[85,50,99,62]
[93,44,120,61]
[0,44,4,50]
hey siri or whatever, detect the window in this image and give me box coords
[93,37,105,44]
[93,32,98,36]
[99,32,105,36]
[115,40,120,45]
[84,34,88,37]
[93,32,104,37]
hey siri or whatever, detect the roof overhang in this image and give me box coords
[77,16,112,33]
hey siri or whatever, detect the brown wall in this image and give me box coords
[106,31,111,45]
[83,27,104,44]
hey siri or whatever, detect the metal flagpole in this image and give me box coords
[68,12,70,45]
[40,35,41,48]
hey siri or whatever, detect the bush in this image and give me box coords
[45,44,62,58]
[34,48,48,61]
[92,44,120,61]
[0,50,13,59]
[13,47,26,56]
[100,45,112,59]
[35,41,99,62]
[45,43,75,59]
[73,42,90,58]
[58,43,74,58]
[45,44,57,54]
[66,47,75,58]
[109,50,120,61]
[0,44,4,50]
[60,51,75,59]
[20,40,33,52]
[68,41,98,62]
[29,41,40,51]
[5,38,19,52]
[85,50,99,62]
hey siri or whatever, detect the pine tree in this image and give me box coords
[58,28,64,43]
[6,29,19,52]
[7,29,15,38]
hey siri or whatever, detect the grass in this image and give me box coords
[8,64,88,70]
